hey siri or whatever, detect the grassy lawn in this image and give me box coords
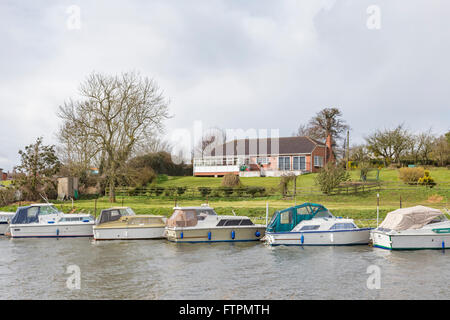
[1,168,448,228]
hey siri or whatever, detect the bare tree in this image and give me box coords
[57,71,170,202]
[365,125,411,166]
[432,134,450,166]
[308,108,349,143]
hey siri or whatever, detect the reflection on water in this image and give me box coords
[0,236,448,299]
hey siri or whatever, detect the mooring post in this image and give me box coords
[400,195,402,208]
[265,202,269,226]
[376,193,380,227]
[94,198,97,219]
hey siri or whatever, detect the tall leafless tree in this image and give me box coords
[57,71,170,202]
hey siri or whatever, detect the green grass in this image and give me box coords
[1,168,448,229]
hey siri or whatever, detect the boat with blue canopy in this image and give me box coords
[9,203,94,238]
[262,202,372,246]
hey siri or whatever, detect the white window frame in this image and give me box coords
[314,156,324,167]
[293,156,306,171]
[278,156,291,170]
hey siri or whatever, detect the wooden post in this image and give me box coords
[94,198,97,218]
[265,202,269,226]
[346,130,350,171]
[376,193,380,227]
[400,195,402,208]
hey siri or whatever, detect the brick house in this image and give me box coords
[193,135,334,177]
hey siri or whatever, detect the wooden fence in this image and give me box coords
[106,181,450,199]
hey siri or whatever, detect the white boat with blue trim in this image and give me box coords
[0,212,15,235]
[370,205,450,250]
[165,205,265,243]
[263,203,372,246]
[9,203,95,238]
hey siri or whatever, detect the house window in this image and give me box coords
[278,156,290,170]
[314,156,324,167]
[293,156,306,170]
[257,157,268,165]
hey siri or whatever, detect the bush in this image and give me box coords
[399,167,425,184]
[164,187,176,197]
[0,187,16,207]
[197,187,212,198]
[315,162,350,194]
[418,170,436,188]
[279,173,295,196]
[246,186,265,198]
[221,173,241,187]
[154,187,165,196]
[219,186,234,197]
[176,186,187,196]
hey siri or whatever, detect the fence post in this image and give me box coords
[94,198,97,218]
[400,195,402,208]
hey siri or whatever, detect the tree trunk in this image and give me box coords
[109,176,116,203]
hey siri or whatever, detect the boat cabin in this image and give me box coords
[266,202,334,233]
[11,204,61,224]
[166,206,218,227]
[97,207,136,225]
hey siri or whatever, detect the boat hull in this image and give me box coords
[371,231,450,250]
[0,222,9,235]
[165,226,265,243]
[9,223,94,238]
[265,228,372,246]
[93,226,165,240]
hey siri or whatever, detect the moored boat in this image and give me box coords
[263,202,372,246]
[0,212,15,235]
[370,205,450,250]
[165,205,265,243]
[93,207,166,240]
[9,203,94,238]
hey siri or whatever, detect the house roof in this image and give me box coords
[206,136,325,157]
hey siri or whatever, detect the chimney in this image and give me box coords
[326,134,334,163]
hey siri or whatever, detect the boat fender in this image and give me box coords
[231,230,235,240]
[180,232,183,239]
[56,229,60,237]
[208,231,212,241]
[442,241,445,250]
[255,231,261,237]
[301,234,304,245]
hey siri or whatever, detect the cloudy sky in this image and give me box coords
[1,0,449,170]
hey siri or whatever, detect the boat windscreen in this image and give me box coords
[98,209,122,224]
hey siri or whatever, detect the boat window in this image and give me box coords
[300,225,320,231]
[120,208,135,216]
[280,211,291,224]
[428,214,448,224]
[330,223,356,230]
[239,219,254,226]
[198,209,217,216]
[27,207,39,220]
[296,206,311,215]
[128,217,162,225]
[224,219,241,226]
[39,205,59,215]
[315,209,333,218]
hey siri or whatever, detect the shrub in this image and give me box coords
[154,187,165,196]
[219,186,234,197]
[0,187,16,207]
[279,173,295,196]
[176,186,187,196]
[315,162,350,194]
[197,187,212,198]
[234,187,247,197]
[399,167,425,184]
[221,173,241,187]
[418,170,436,188]
[164,187,176,197]
[246,186,265,198]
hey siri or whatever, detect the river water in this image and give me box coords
[0,237,448,300]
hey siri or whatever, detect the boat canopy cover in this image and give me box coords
[378,206,443,231]
[266,203,333,233]
[97,207,135,225]
[166,209,198,227]
[11,206,40,224]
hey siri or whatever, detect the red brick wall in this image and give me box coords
[311,146,326,173]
